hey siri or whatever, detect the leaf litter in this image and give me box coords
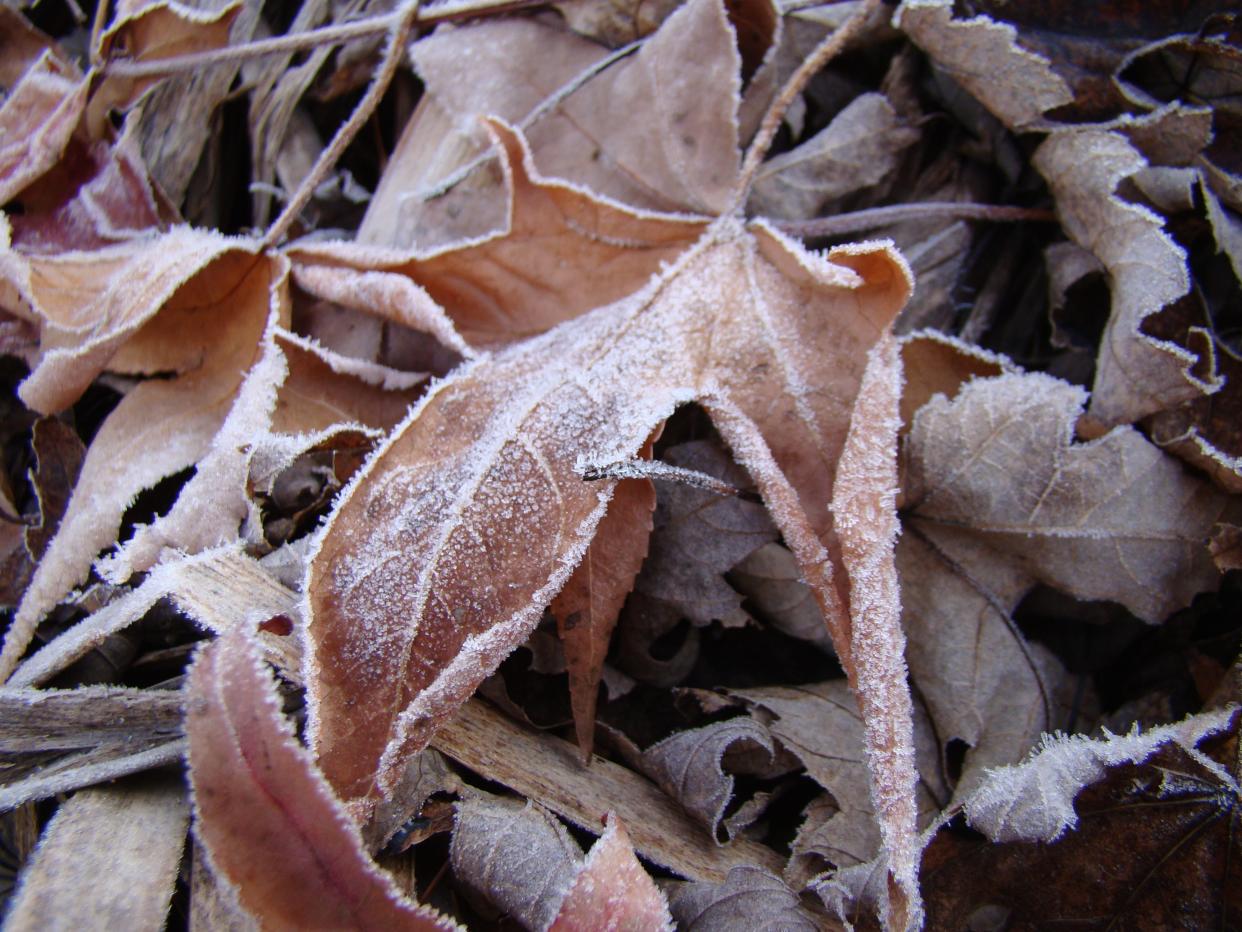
[0,0,1240,929]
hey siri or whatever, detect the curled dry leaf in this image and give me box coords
[668,865,817,931]
[965,704,1240,844]
[639,716,774,843]
[1032,127,1209,429]
[185,625,458,931]
[895,0,1073,132]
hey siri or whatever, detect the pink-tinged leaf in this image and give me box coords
[829,333,922,931]
[548,815,673,932]
[0,53,88,205]
[185,625,459,931]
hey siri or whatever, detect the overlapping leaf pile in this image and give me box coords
[0,0,1239,928]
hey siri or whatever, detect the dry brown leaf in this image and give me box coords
[554,0,683,47]
[547,814,674,931]
[895,0,1073,132]
[748,92,918,221]
[185,624,458,930]
[734,680,947,878]
[9,123,178,255]
[626,439,776,632]
[0,247,279,682]
[0,53,88,207]
[290,133,704,351]
[639,716,774,843]
[89,0,244,138]
[729,542,833,649]
[430,698,785,883]
[901,369,1235,795]
[5,775,188,931]
[408,0,754,217]
[668,865,819,931]
[1033,128,1209,429]
[450,793,582,929]
[904,371,1231,621]
[551,459,655,759]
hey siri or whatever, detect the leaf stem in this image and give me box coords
[732,0,884,212]
[774,203,1057,238]
[261,3,420,248]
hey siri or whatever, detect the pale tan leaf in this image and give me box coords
[410,0,746,216]
[904,372,1231,621]
[0,53,88,206]
[548,814,674,932]
[668,865,818,931]
[5,776,188,931]
[450,793,582,930]
[0,249,277,682]
[1033,128,1208,427]
[749,93,918,221]
[895,0,1073,132]
[186,625,458,930]
[639,717,774,843]
[896,329,1009,432]
[554,0,682,46]
[1,227,245,414]
[102,274,291,581]
[189,840,258,932]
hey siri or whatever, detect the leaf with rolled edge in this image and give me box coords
[548,815,674,931]
[185,624,459,931]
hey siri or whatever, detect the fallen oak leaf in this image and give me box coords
[185,623,459,931]
[0,53,89,207]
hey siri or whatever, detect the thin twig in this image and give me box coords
[261,3,420,248]
[101,0,551,80]
[732,0,883,211]
[89,0,111,66]
[411,39,643,203]
[774,203,1057,238]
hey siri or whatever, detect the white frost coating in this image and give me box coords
[830,334,921,932]
[275,327,429,391]
[574,455,738,495]
[376,484,615,791]
[966,705,1239,843]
